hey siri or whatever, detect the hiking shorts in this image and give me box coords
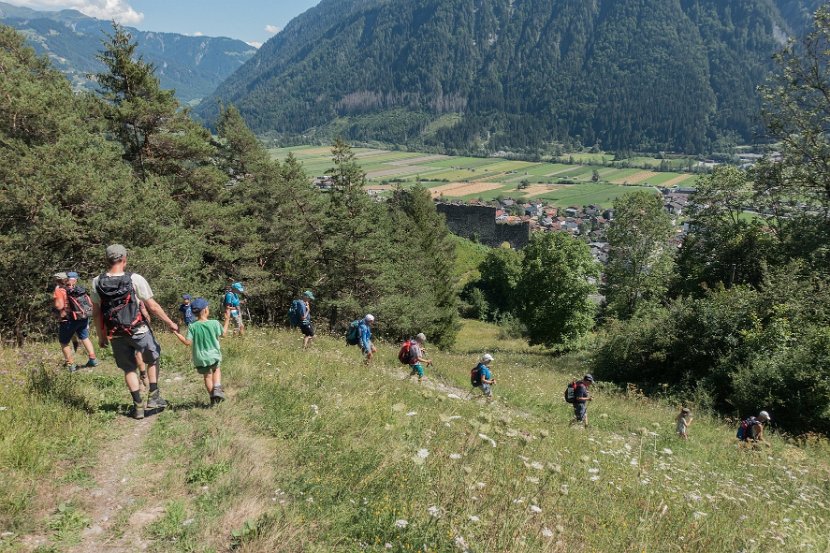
[196,363,219,375]
[300,322,315,337]
[410,364,425,378]
[229,310,244,329]
[58,318,89,345]
[574,402,587,422]
[110,330,161,373]
[481,383,493,397]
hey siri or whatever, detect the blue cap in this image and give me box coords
[182,294,192,300]
[67,272,79,279]
[191,298,209,312]
[231,282,244,292]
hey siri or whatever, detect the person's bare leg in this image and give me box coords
[61,343,74,366]
[203,373,214,395]
[125,371,140,393]
[147,363,158,386]
[213,367,222,387]
[80,337,96,360]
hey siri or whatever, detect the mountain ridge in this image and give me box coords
[200,0,818,153]
[0,1,256,103]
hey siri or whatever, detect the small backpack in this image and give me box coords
[398,340,415,365]
[96,273,144,337]
[345,320,361,346]
[736,417,758,441]
[470,364,483,387]
[65,286,93,320]
[564,381,578,404]
[288,299,305,327]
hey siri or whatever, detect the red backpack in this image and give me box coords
[564,381,578,403]
[398,340,415,365]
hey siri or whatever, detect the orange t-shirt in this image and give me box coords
[53,286,67,319]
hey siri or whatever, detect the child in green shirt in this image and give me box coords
[172,298,228,405]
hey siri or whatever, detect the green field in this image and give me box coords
[271,146,698,208]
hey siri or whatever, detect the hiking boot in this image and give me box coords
[146,390,168,410]
[131,402,145,420]
[65,363,78,373]
[211,385,226,404]
[84,358,99,368]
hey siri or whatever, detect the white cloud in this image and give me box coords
[4,0,144,24]
[246,41,262,49]
[264,24,280,34]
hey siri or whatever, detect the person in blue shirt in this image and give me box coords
[477,353,496,398]
[179,294,196,327]
[299,290,315,349]
[223,282,246,336]
[359,314,376,363]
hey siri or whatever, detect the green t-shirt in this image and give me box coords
[186,320,224,368]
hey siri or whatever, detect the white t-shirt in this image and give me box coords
[90,272,154,303]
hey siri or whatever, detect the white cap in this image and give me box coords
[364,314,375,322]
[758,411,771,422]
[482,353,494,363]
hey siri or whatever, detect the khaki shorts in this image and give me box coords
[110,330,161,373]
[196,363,219,375]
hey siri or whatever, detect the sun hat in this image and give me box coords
[303,290,315,300]
[758,411,771,422]
[482,353,494,363]
[681,407,691,414]
[191,298,209,312]
[182,294,192,300]
[105,244,127,263]
[66,271,79,279]
[415,332,427,343]
[53,272,68,281]
[231,282,244,292]
[364,314,375,323]
[583,374,595,383]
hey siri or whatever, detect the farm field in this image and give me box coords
[271,146,699,208]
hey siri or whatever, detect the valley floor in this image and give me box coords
[1,322,829,552]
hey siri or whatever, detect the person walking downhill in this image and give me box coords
[298,291,316,349]
[359,314,377,364]
[223,282,246,336]
[471,354,496,398]
[404,333,432,383]
[737,411,772,447]
[570,374,594,427]
[676,407,693,440]
[92,244,179,420]
[172,298,227,405]
[53,271,98,372]
[179,294,196,327]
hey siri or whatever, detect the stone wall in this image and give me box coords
[436,203,530,249]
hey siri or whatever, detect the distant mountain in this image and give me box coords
[200,0,819,154]
[0,2,256,103]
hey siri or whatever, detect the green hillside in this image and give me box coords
[2,323,829,551]
[201,0,814,153]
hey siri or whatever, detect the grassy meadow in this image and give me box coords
[1,320,829,552]
[270,146,698,208]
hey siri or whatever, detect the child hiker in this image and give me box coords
[172,298,228,405]
[676,407,693,439]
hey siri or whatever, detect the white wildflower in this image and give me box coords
[428,505,442,518]
[478,433,497,448]
[542,527,554,538]
[385,543,393,549]
[476,482,487,490]
[693,511,707,520]
[417,448,430,459]
[588,468,600,474]
[454,536,470,552]
[526,477,540,484]
[590,476,600,482]
[469,515,481,523]
[449,453,462,460]
[559,484,569,495]
[395,519,409,529]
[406,411,417,417]
[662,448,673,456]
[529,505,543,514]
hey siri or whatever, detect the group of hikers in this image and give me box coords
[50,243,775,444]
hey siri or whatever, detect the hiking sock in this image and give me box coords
[149,382,158,393]
[131,390,142,404]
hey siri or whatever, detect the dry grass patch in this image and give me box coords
[430,182,503,198]
[523,184,560,198]
[661,174,695,187]
[611,170,660,184]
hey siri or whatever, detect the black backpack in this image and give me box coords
[564,381,578,404]
[471,364,483,387]
[96,273,144,337]
[64,285,93,320]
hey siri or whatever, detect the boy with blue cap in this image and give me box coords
[173,298,228,405]
[179,294,196,327]
[223,282,246,336]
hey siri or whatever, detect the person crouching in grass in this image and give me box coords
[172,298,227,405]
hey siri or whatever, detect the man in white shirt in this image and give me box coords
[91,244,179,419]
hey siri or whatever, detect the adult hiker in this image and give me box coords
[569,374,594,426]
[737,411,772,446]
[403,333,432,383]
[223,282,246,336]
[471,353,496,398]
[179,294,196,327]
[91,244,179,420]
[359,314,377,363]
[296,291,316,349]
[53,271,97,372]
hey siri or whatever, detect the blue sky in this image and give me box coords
[4,0,321,46]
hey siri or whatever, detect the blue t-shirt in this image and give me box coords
[479,364,492,381]
[179,303,195,325]
[575,382,589,403]
[224,291,241,312]
[358,320,372,351]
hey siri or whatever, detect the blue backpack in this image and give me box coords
[288,299,305,327]
[345,320,361,346]
[736,417,758,441]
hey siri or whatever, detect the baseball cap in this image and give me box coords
[364,314,375,323]
[758,411,771,422]
[182,294,192,300]
[53,271,68,280]
[106,244,127,263]
[191,298,209,312]
[66,271,79,279]
[231,282,244,292]
[303,290,315,300]
[583,374,595,383]
[482,353,494,363]
[415,332,427,343]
